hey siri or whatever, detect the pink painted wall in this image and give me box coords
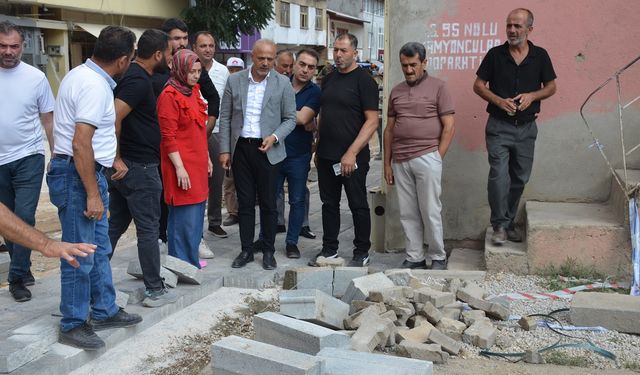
[385,0,640,240]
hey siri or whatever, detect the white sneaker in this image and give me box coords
[198,238,214,259]
[158,240,168,255]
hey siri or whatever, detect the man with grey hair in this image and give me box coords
[473,8,556,245]
[219,39,296,270]
[310,33,379,267]
[0,20,55,302]
[384,42,455,270]
[275,49,294,78]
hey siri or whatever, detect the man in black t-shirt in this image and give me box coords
[473,8,557,245]
[107,29,178,308]
[309,33,379,267]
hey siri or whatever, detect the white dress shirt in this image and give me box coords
[241,71,268,138]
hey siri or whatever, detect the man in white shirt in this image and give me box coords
[48,26,142,351]
[0,21,55,302]
[191,31,231,239]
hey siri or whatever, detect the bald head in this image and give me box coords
[251,38,276,81]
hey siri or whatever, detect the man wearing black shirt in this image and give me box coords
[310,33,379,267]
[107,29,178,308]
[473,8,557,245]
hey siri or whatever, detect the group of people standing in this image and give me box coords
[0,6,556,351]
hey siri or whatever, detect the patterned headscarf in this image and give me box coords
[166,49,200,96]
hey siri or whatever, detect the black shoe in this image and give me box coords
[299,226,316,239]
[252,239,265,253]
[491,226,507,245]
[208,225,228,238]
[348,253,370,267]
[232,251,254,268]
[401,259,427,269]
[308,248,338,267]
[285,243,301,259]
[9,280,31,302]
[430,259,448,270]
[91,308,142,331]
[262,252,277,270]
[507,228,523,242]
[59,322,105,350]
[223,215,239,226]
[0,243,8,252]
[277,224,287,234]
[23,271,35,286]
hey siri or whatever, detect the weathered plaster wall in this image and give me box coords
[383,0,640,242]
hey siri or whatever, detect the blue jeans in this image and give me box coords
[168,201,206,269]
[47,157,119,332]
[277,154,312,245]
[0,154,44,283]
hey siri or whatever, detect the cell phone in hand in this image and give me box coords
[332,162,358,176]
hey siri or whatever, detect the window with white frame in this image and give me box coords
[279,1,290,27]
[315,8,323,30]
[300,5,308,29]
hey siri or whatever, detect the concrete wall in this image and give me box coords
[327,0,361,18]
[19,0,187,18]
[383,0,640,242]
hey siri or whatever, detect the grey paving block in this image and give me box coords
[463,319,497,349]
[161,266,178,288]
[397,340,448,364]
[0,334,53,373]
[414,288,455,308]
[350,316,394,352]
[280,289,349,330]
[211,335,324,375]
[341,272,394,305]
[570,292,640,334]
[317,347,433,375]
[332,267,368,298]
[427,328,461,355]
[283,267,333,296]
[115,290,129,308]
[126,260,143,279]
[0,253,10,274]
[163,255,202,285]
[254,312,350,355]
[115,279,146,304]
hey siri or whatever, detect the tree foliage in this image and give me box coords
[183,0,274,47]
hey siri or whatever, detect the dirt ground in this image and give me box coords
[434,358,637,375]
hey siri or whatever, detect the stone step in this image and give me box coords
[447,248,485,271]
[8,276,223,374]
[483,227,528,275]
[609,168,640,224]
[525,201,631,276]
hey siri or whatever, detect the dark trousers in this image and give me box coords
[485,116,537,230]
[0,154,43,283]
[317,157,371,256]
[232,138,279,254]
[107,160,163,291]
[158,166,168,243]
[207,133,224,227]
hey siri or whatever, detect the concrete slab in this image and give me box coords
[447,248,485,271]
[254,312,350,355]
[316,347,433,375]
[211,335,324,375]
[570,292,640,334]
[484,227,529,275]
[526,201,631,276]
[280,289,350,330]
[283,267,333,296]
[341,272,394,305]
[163,255,203,285]
[332,267,368,298]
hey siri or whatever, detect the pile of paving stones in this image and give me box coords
[209,264,513,374]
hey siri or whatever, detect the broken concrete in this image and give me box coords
[115,290,129,308]
[351,316,395,352]
[427,328,462,355]
[395,322,434,344]
[316,347,433,375]
[333,267,369,298]
[369,286,410,303]
[456,282,486,302]
[160,266,178,288]
[341,272,394,305]
[518,316,537,331]
[417,301,442,324]
[163,255,202,285]
[280,289,350,330]
[570,292,640,334]
[385,298,415,326]
[435,318,467,342]
[344,305,386,330]
[283,267,333,296]
[407,315,430,328]
[463,319,497,349]
[414,288,455,308]
[397,340,449,364]
[461,310,486,327]
[253,312,351,355]
[315,256,346,267]
[211,335,324,374]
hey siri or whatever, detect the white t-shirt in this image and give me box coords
[207,58,230,134]
[53,61,117,167]
[0,62,55,165]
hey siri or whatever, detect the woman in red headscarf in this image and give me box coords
[157,49,212,268]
